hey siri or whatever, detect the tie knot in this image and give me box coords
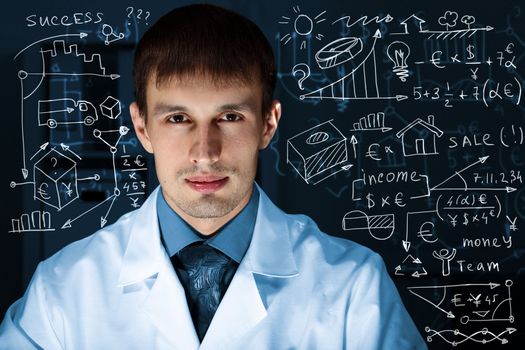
[177,243,231,271]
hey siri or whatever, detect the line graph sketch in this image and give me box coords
[299,30,408,101]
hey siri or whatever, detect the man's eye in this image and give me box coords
[221,113,241,122]
[168,114,188,123]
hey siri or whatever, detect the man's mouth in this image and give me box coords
[185,176,229,193]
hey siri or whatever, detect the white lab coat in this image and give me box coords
[0,185,427,349]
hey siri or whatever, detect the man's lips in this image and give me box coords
[185,176,229,193]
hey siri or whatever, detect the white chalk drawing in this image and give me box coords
[350,112,391,132]
[99,96,122,119]
[392,11,494,39]
[432,248,457,276]
[19,39,120,100]
[435,193,503,226]
[9,10,152,234]
[120,144,148,209]
[342,210,395,240]
[331,14,393,28]
[500,124,525,148]
[33,148,79,211]
[93,126,130,153]
[16,37,119,179]
[386,41,411,82]
[430,155,518,193]
[38,98,98,128]
[13,33,88,61]
[395,115,443,157]
[9,211,54,233]
[394,254,428,278]
[425,327,516,346]
[506,216,518,231]
[315,37,363,69]
[422,11,495,39]
[352,171,430,202]
[279,5,326,49]
[408,280,515,322]
[299,30,408,101]
[391,14,427,35]
[101,23,125,45]
[292,63,311,90]
[403,209,439,252]
[349,135,358,159]
[59,143,82,160]
[287,120,351,184]
[61,188,120,229]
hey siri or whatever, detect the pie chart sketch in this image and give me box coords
[315,37,363,69]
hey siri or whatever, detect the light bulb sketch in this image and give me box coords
[279,5,327,50]
[386,41,411,82]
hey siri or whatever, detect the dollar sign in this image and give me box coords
[466,45,475,60]
[366,193,375,209]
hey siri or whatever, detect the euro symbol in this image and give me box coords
[37,183,51,200]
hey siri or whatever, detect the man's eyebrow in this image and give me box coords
[151,102,188,117]
[218,101,258,113]
[150,99,259,116]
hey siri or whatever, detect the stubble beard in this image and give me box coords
[168,165,252,219]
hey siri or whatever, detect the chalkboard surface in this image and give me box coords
[1,0,523,348]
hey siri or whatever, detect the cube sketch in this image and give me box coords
[100,96,121,119]
[287,120,348,184]
[33,148,79,211]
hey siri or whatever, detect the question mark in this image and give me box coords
[292,63,310,90]
[145,11,151,24]
[51,157,58,167]
[126,7,133,25]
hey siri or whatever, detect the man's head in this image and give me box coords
[130,4,281,234]
[132,3,277,117]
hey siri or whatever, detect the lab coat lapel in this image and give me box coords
[140,260,200,349]
[200,185,299,348]
[117,187,200,350]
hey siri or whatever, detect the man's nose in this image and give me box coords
[189,124,221,165]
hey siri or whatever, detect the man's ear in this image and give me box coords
[259,100,282,149]
[130,102,153,154]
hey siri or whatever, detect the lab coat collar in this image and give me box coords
[119,184,299,284]
[118,186,165,286]
[243,183,299,278]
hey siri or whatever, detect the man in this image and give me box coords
[0,4,426,349]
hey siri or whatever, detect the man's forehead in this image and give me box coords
[145,73,263,115]
[148,71,260,90]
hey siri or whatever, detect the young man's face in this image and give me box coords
[131,76,280,228]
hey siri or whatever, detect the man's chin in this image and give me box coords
[179,198,236,219]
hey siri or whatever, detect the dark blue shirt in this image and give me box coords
[156,187,259,263]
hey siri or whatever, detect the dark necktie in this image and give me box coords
[172,243,238,341]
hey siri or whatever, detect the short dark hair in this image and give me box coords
[133,4,276,116]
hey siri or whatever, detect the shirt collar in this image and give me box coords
[157,186,259,264]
